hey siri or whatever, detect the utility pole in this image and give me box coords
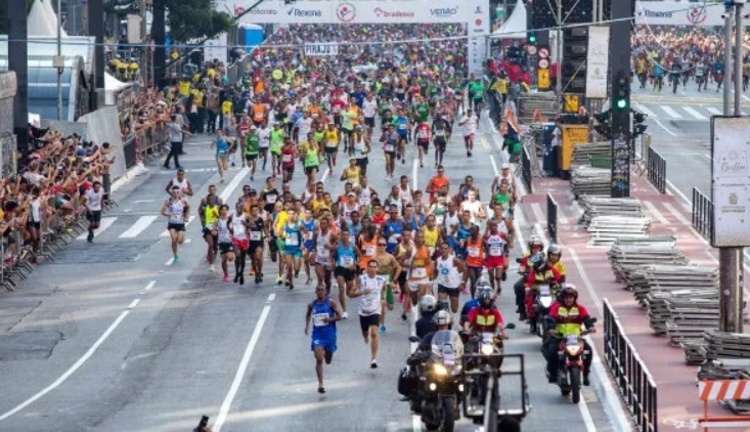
[56,0,63,120]
[555,0,562,118]
[718,1,745,334]
[140,0,149,85]
[6,0,29,168]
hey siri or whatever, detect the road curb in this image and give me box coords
[484,119,633,432]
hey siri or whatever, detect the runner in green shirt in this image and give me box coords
[270,123,286,177]
[470,80,485,118]
[415,96,430,123]
[245,125,260,181]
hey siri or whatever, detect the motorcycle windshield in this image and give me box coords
[565,334,580,345]
[539,284,551,295]
[431,330,465,363]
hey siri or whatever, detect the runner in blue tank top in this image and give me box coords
[305,283,342,394]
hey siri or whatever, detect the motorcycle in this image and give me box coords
[530,284,554,338]
[464,324,516,405]
[406,330,465,432]
[547,322,596,404]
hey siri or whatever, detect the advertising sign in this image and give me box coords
[711,116,750,247]
[634,1,725,27]
[304,43,339,56]
[586,26,609,99]
[223,0,490,75]
[204,32,228,65]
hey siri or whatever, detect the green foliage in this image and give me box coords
[163,0,233,43]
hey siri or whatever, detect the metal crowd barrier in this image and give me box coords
[1,191,92,292]
[603,298,658,432]
[646,147,666,194]
[547,192,558,244]
[691,187,713,241]
[521,146,533,194]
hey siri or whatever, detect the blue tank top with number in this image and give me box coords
[336,242,356,268]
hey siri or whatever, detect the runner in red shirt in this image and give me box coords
[281,138,297,182]
[414,121,431,168]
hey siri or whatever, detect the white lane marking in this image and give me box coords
[220,167,250,203]
[703,154,712,162]
[743,94,750,103]
[321,167,330,183]
[133,199,156,203]
[660,106,683,119]
[530,203,545,226]
[213,294,274,432]
[412,415,423,432]
[652,118,677,136]
[76,217,117,240]
[633,103,657,118]
[144,280,156,291]
[164,256,176,266]
[0,307,132,421]
[567,248,637,432]
[706,107,723,116]
[663,202,692,228]
[412,159,419,190]
[119,215,158,238]
[683,107,708,121]
[127,299,140,309]
[642,201,669,226]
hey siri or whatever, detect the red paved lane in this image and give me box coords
[518,170,750,432]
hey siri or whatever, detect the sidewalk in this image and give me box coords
[518,168,750,432]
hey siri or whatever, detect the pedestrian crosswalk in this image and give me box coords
[633,103,750,121]
[74,215,198,242]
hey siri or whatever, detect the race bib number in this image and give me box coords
[435,130,445,137]
[398,123,407,130]
[364,245,376,256]
[443,349,455,366]
[341,256,354,267]
[312,313,328,327]
[285,236,299,246]
[418,130,428,139]
[266,195,277,204]
[317,245,330,258]
[436,215,445,225]
[249,231,262,241]
[307,232,314,240]
[282,154,292,163]
[412,267,427,278]
[384,144,395,152]
[363,296,379,314]
[467,247,480,258]
[482,332,494,344]
[489,246,503,256]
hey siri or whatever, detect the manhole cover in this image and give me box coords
[49,241,157,264]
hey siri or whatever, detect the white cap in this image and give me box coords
[501,163,510,169]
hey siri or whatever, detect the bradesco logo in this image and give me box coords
[429,7,458,17]
[336,3,356,22]
[287,7,322,18]
[373,7,414,18]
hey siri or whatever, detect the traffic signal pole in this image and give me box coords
[609,0,632,198]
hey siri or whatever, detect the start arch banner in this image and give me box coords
[634,1,725,27]
[219,0,491,74]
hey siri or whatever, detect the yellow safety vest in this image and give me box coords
[556,306,582,336]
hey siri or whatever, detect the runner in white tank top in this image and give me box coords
[351,260,386,368]
[435,245,466,313]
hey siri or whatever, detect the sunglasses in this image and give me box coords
[378,243,387,246]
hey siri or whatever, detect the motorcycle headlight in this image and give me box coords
[433,363,448,376]
[540,296,553,308]
[481,343,494,355]
[566,344,582,356]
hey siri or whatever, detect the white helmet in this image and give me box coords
[419,295,437,315]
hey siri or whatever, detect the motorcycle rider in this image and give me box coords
[546,243,566,282]
[416,295,439,338]
[523,252,563,322]
[463,287,510,340]
[514,236,545,320]
[543,285,596,385]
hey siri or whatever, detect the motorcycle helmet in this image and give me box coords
[548,243,563,258]
[529,252,546,272]
[433,310,453,327]
[559,284,579,301]
[476,286,494,309]
[528,235,543,251]
[419,294,438,315]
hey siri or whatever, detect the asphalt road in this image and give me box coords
[0,114,618,432]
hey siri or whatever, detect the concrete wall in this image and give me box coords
[77,105,127,181]
[0,72,17,137]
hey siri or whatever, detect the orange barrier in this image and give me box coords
[698,380,750,430]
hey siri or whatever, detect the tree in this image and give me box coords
[165,0,233,43]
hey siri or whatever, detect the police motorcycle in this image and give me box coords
[543,318,597,404]
[402,311,465,432]
[525,253,559,338]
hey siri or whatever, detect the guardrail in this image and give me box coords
[521,146,533,194]
[547,193,558,244]
[603,298,658,432]
[646,147,666,194]
[691,187,713,241]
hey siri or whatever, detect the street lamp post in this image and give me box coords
[55,0,64,120]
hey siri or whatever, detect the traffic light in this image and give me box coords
[613,71,630,111]
[562,27,588,94]
[632,110,648,136]
[506,46,522,64]
[594,110,612,139]
[527,32,537,45]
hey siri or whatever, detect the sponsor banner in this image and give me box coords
[585,26,609,99]
[634,1,724,27]
[711,117,750,247]
[467,1,489,76]
[225,0,487,24]
[304,43,339,56]
[204,32,228,65]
